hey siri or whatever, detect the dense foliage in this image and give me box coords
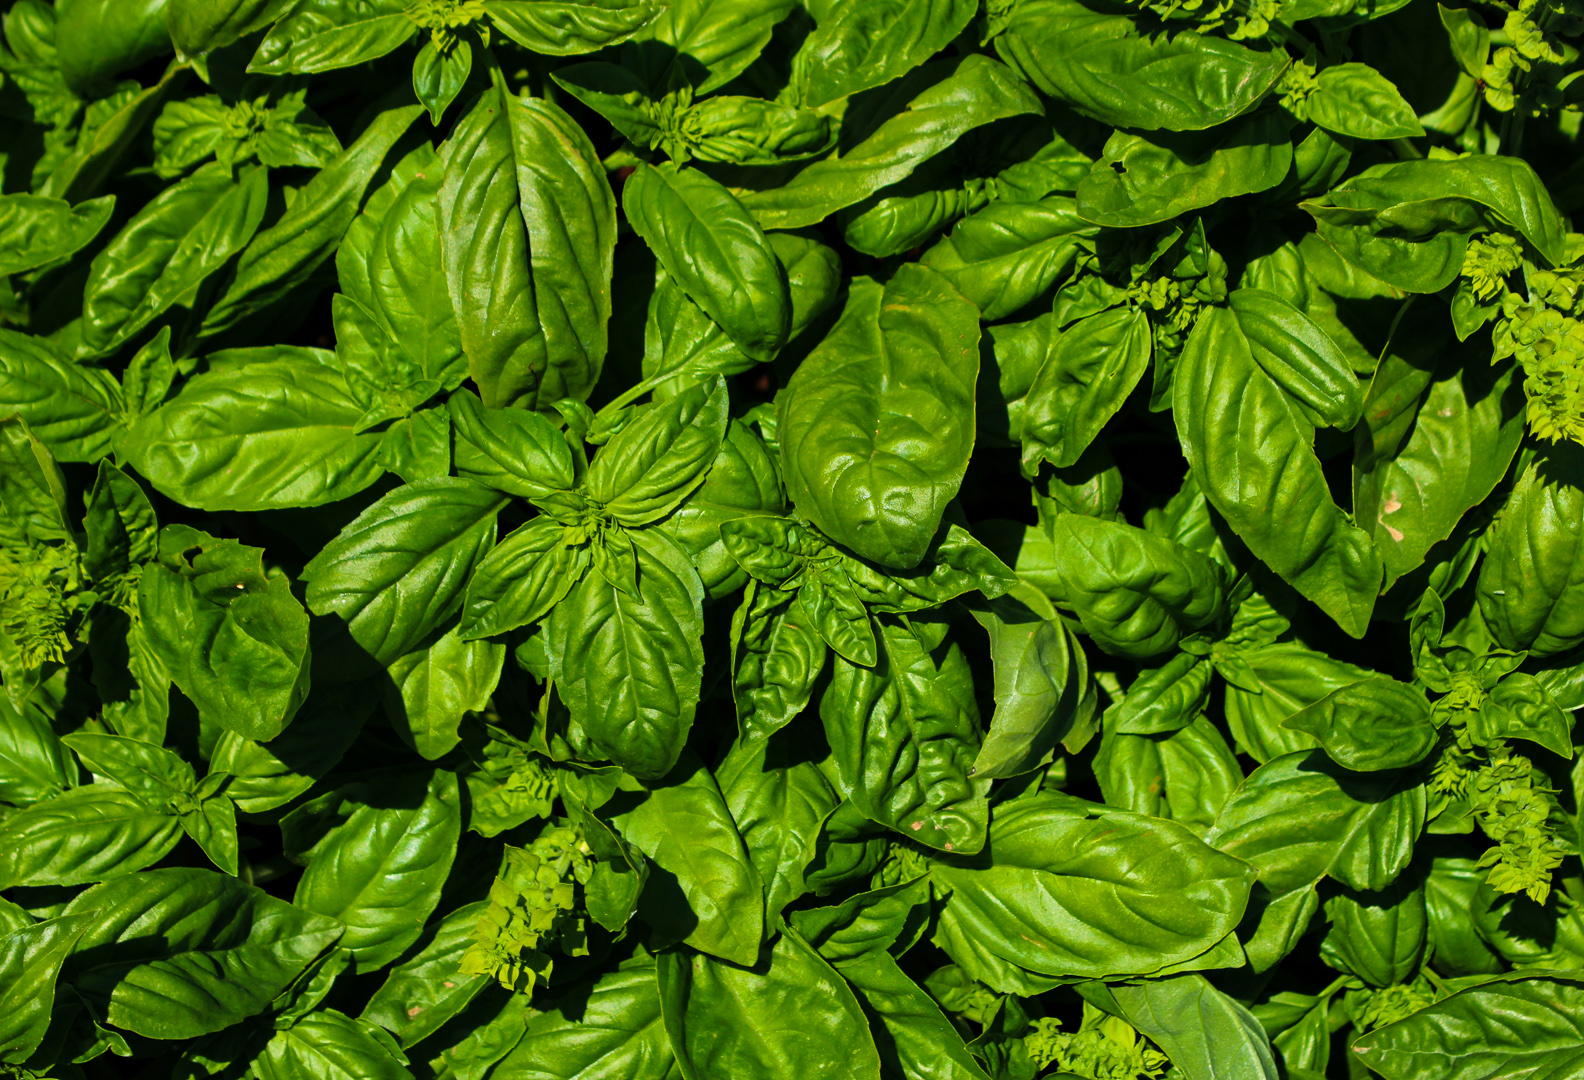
[0,0,1583,1077]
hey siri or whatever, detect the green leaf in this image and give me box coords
[1302,156,1567,293]
[382,627,506,760]
[0,786,181,888]
[789,877,930,963]
[1019,307,1152,472]
[449,389,577,499]
[548,527,705,780]
[0,328,125,463]
[252,1008,414,1080]
[201,104,423,339]
[822,615,990,854]
[1206,750,1425,895]
[967,591,1090,780]
[304,479,506,666]
[1353,974,1584,1079]
[490,961,674,1079]
[994,0,1289,131]
[624,163,788,363]
[439,85,615,409]
[789,0,978,108]
[613,750,765,965]
[778,264,978,570]
[0,915,93,1064]
[586,376,731,526]
[0,193,115,277]
[919,196,1094,320]
[1227,287,1363,430]
[81,164,268,358]
[0,692,73,806]
[1320,875,1426,987]
[123,347,385,511]
[458,518,589,641]
[1476,442,1584,657]
[485,0,663,55]
[288,768,462,972]
[834,949,993,1080]
[1047,513,1228,659]
[1175,308,1382,637]
[248,0,414,74]
[362,902,491,1047]
[1076,112,1293,228]
[930,793,1254,990]
[1281,675,1437,771]
[635,0,794,93]
[139,525,312,741]
[716,733,840,924]
[1305,64,1425,141]
[740,55,1043,231]
[63,866,343,1040]
[168,0,293,55]
[729,581,827,743]
[657,932,883,1080]
[1097,975,1280,1080]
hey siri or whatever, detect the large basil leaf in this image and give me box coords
[822,615,989,855]
[123,347,384,510]
[1076,112,1293,228]
[716,734,840,925]
[1095,975,1280,1080]
[993,0,1288,131]
[0,193,114,277]
[0,915,92,1064]
[740,55,1042,231]
[0,693,73,806]
[491,961,674,1079]
[1303,156,1567,292]
[1228,287,1362,430]
[303,479,505,666]
[612,750,765,965]
[657,932,884,1080]
[634,0,795,93]
[968,590,1090,780]
[930,793,1254,989]
[61,867,343,1040]
[139,525,312,741]
[790,0,978,108]
[1476,442,1584,657]
[624,163,788,363]
[440,84,615,409]
[833,949,993,1080]
[547,529,704,779]
[1047,513,1228,659]
[1175,307,1382,637]
[1206,751,1425,895]
[919,196,1094,320]
[778,263,978,570]
[0,329,124,463]
[1018,307,1152,471]
[248,0,414,74]
[288,769,462,972]
[81,164,267,358]
[585,376,730,526]
[485,0,664,55]
[0,786,181,888]
[252,1009,414,1080]
[1353,974,1584,1079]
[361,902,491,1047]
